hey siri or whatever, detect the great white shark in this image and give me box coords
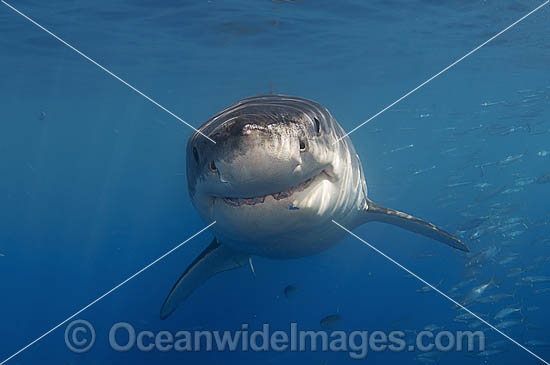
[160,94,468,319]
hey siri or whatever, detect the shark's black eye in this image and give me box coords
[192,147,199,163]
[299,138,307,151]
[313,117,321,136]
[209,160,217,171]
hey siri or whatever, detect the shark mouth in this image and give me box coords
[217,169,331,207]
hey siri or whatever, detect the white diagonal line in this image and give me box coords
[1,0,216,144]
[336,0,549,143]
[0,221,216,365]
[332,220,549,365]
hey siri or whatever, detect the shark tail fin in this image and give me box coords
[160,238,249,320]
[364,199,469,252]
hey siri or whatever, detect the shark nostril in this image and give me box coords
[299,138,307,152]
[192,147,199,163]
[209,160,217,172]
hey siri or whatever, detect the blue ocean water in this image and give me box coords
[1,0,549,364]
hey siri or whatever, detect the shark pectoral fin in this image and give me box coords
[160,238,249,320]
[364,200,469,252]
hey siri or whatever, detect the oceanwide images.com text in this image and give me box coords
[65,320,486,359]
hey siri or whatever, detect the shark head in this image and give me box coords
[186,95,358,257]
[160,94,469,319]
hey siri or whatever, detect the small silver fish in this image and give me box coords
[478,349,503,357]
[498,255,518,265]
[526,340,550,347]
[461,278,497,306]
[522,276,550,284]
[477,293,514,304]
[498,154,524,166]
[495,320,522,330]
[447,181,473,188]
[494,307,521,320]
[414,165,436,175]
[416,279,443,293]
[390,144,414,153]
[424,324,440,332]
[283,285,300,298]
[320,314,342,328]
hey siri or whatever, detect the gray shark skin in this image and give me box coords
[160,95,468,319]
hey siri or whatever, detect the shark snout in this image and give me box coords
[190,132,310,198]
[188,108,327,199]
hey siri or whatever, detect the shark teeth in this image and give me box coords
[220,175,316,206]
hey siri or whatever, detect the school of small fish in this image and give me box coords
[411,86,550,363]
[370,86,550,364]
